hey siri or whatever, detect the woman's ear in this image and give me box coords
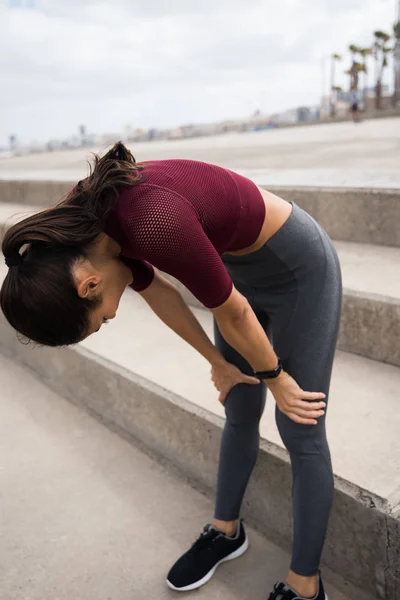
[77,275,102,300]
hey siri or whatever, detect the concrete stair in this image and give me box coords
[166,239,400,368]
[0,354,359,600]
[1,180,400,247]
[1,281,399,600]
[1,198,399,368]
[0,184,399,599]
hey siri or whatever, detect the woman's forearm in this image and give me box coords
[142,283,225,366]
[215,304,278,373]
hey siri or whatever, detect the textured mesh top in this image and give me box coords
[104,159,265,308]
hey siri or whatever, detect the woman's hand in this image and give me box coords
[211,360,261,405]
[266,370,326,425]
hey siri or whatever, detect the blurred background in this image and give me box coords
[1,0,399,154]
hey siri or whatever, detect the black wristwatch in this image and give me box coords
[254,358,283,380]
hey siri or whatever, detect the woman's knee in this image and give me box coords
[224,385,266,426]
[275,408,329,455]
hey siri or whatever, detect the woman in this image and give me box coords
[1,142,342,600]
[349,87,361,123]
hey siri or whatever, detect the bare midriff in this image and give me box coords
[223,187,293,257]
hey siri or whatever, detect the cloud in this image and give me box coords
[0,0,395,144]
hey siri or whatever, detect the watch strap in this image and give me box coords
[254,358,283,380]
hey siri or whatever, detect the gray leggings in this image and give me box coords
[214,202,342,577]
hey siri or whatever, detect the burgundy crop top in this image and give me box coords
[104,159,266,309]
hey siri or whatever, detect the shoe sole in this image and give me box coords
[166,535,249,592]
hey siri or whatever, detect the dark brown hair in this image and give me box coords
[0,141,143,346]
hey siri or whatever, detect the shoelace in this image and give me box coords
[188,525,220,554]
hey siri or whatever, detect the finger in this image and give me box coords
[286,412,318,426]
[292,408,325,419]
[293,400,327,411]
[299,391,326,401]
[242,375,261,385]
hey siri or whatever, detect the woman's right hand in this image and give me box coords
[211,359,261,405]
[266,370,326,425]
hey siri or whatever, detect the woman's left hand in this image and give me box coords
[211,360,261,405]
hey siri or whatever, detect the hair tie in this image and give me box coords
[5,255,23,268]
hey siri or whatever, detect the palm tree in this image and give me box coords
[394,21,400,106]
[345,61,365,91]
[359,48,372,108]
[373,31,392,109]
[349,44,360,57]
[347,44,365,91]
[330,53,342,116]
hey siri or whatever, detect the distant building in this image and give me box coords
[272,108,298,125]
[297,107,311,122]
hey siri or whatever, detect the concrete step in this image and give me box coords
[1,179,400,248]
[167,239,400,368]
[0,201,41,224]
[1,291,398,599]
[0,354,360,600]
[0,202,399,367]
[335,241,400,366]
[0,202,44,243]
[78,292,400,507]
[266,186,400,248]
[335,241,400,300]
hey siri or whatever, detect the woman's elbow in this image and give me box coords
[211,287,251,325]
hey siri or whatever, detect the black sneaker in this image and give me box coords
[268,572,327,600]
[167,521,248,591]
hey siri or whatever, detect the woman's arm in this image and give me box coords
[140,272,273,372]
[139,270,224,366]
[140,274,325,423]
[211,288,278,372]
[212,288,327,424]
[139,270,261,400]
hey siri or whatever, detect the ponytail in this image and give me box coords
[61,140,142,220]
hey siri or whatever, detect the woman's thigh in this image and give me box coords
[213,308,270,425]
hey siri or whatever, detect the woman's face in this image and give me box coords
[86,257,133,337]
[73,237,133,339]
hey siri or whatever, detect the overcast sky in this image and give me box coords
[0,0,396,145]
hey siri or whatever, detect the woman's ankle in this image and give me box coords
[212,518,239,537]
[286,570,319,598]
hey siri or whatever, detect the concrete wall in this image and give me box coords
[163,274,400,368]
[0,179,71,208]
[1,181,399,247]
[266,186,400,248]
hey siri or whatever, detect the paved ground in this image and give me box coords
[1,118,400,188]
[0,355,358,600]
